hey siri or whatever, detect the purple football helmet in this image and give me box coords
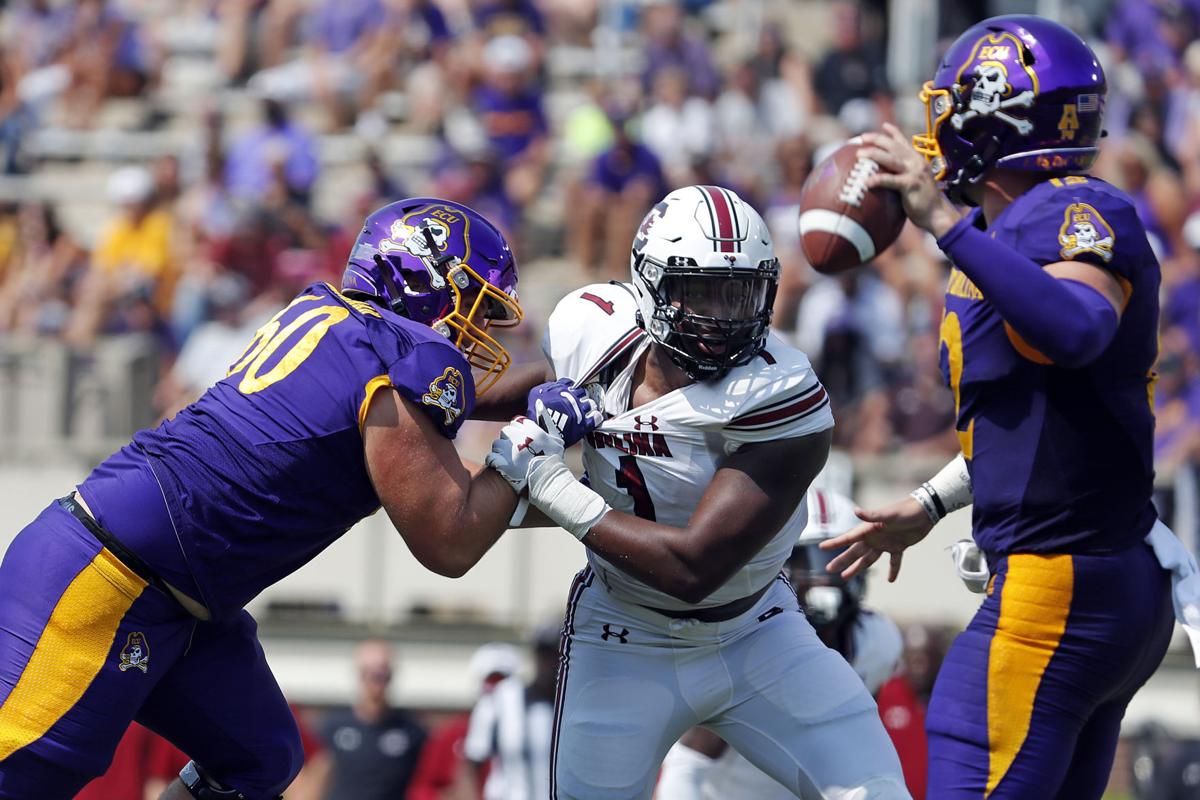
[913,15,1106,201]
[343,198,522,395]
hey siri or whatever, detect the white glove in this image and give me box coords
[485,416,564,494]
[950,538,990,593]
[526,454,610,540]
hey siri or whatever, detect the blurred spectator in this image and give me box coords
[813,1,891,119]
[407,642,521,800]
[640,0,719,100]
[66,166,177,346]
[471,34,549,212]
[251,0,391,127]
[0,201,87,336]
[876,624,949,800]
[464,624,559,800]
[74,722,188,800]
[320,639,428,800]
[473,0,547,38]
[224,97,319,207]
[60,0,157,128]
[575,106,665,280]
[641,66,713,186]
[763,135,815,339]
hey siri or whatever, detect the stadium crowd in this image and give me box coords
[0,0,1197,797]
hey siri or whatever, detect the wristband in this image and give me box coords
[910,453,973,523]
[526,456,611,540]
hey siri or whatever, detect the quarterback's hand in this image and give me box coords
[820,495,935,583]
[485,416,565,494]
[525,378,602,447]
[857,123,961,238]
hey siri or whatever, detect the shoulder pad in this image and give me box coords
[720,334,833,444]
[543,283,645,383]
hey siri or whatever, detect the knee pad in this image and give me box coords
[179,761,283,800]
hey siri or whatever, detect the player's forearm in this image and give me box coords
[582,512,735,603]
[439,468,521,577]
[937,217,1118,367]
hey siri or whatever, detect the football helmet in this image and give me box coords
[343,198,522,395]
[630,186,779,381]
[789,488,866,629]
[913,15,1106,202]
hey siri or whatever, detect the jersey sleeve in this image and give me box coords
[542,282,644,383]
[364,314,475,439]
[723,349,833,448]
[1010,180,1143,282]
[388,340,475,439]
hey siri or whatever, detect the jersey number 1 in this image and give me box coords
[615,455,656,520]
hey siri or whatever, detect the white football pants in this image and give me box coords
[550,568,910,799]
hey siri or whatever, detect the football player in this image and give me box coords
[654,486,905,800]
[0,198,596,800]
[487,186,910,799]
[821,16,1189,799]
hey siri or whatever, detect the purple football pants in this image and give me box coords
[0,503,302,799]
[925,543,1173,799]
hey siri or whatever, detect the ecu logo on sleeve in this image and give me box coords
[118,632,150,673]
[1058,203,1115,262]
[422,367,465,425]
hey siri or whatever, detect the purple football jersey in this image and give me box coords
[120,282,474,617]
[941,177,1159,555]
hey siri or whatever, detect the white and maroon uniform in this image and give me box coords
[544,283,909,800]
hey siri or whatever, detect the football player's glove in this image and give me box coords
[485,416,565,494]
[525,378,602,447]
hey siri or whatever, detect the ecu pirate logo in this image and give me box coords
[422,367,465,425]
[1058,203,1115,263]
[950,32,1038,136]
[118,632,150,673]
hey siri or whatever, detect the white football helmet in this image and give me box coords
[790,488,867,628]
[630,186,779,380]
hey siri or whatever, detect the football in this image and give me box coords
[798,140,907,274]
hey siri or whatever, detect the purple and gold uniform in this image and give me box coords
[913,17,1175,799]
[0,198,524,799]
[0,283,471,797]
[927,177,1173,799]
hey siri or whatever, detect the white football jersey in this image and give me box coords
[542,282,834,611]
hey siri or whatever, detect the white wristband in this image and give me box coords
[526,456,611,540]
[911,453,973,523]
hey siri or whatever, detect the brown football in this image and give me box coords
[799,140,907,274]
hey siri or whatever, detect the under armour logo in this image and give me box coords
[632,415,659,431]
[601,624,629,643]
[515,437,536,453]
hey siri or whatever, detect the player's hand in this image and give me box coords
[819,495,935,583]
[857,123,960,238]
[485,416,566,494]
[525,378,602,447]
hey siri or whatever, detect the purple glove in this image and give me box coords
[525,378,602,447]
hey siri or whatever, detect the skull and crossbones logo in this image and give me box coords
[118,632,150,673]
[951,61,1035,135]
[1058,204,1115,262]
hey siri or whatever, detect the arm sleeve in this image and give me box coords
[937,216,1118,368]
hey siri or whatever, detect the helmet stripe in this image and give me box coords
[700,185,735,252]
[718,185,743,252]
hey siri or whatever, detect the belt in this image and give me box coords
[643,582,771,623]
[58,493,179,604]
